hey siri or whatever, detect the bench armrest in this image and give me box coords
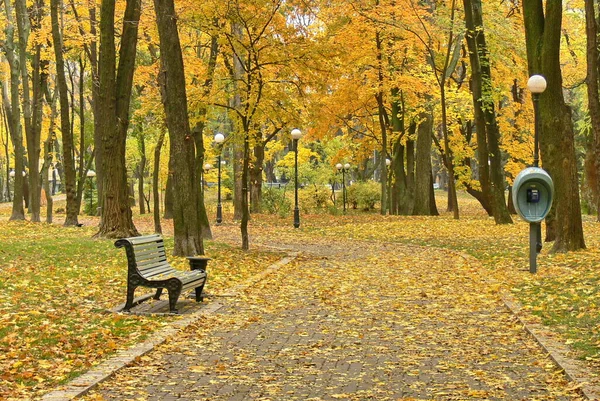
[186,256,211,271]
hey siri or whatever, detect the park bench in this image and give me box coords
[115,234,209,314]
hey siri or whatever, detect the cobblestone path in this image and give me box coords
[83,239,582,400]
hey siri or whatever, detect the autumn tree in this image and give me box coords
[522,1,585,252]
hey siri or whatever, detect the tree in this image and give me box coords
[1,0,26,221]
[462,0,512,224]
[51,0,79,226]
[522,0,585,252]
[584,0,600,221]
[95,0,140,238]
[154,0,205,255]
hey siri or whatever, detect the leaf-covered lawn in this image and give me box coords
[2,192,600,398]
[0,219,283,400]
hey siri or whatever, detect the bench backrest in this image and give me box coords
[115,234,175,279]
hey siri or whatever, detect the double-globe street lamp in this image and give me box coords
[291,128,303,228]
[336,163,351,212]
[214,133,225,224]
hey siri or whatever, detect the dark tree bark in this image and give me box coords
[463,0,512,224]
[153,128,166,234]
[584,0,600,221]
[95,0,140,238]
[154,0,203,255]
[51,0,79,226]
[522,0,585,252]
[375,31,389,215]
[2,0,26,221]
[137,134,146,215]
[413,112,436,215]
[163,175,173,219]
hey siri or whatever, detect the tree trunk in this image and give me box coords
[154,0,203,256]
[192,122,212,239]
[413,112,436,215]
[164,174,173,219]
[241,130,250,250]
[2,0,26,220]
[250,141,265,213]
[522,0,585,252]
[375,31,389,216]
[51,0,79,226]
[584,0,600,221]
[138,135,146,215]
[153,128,166,234]
[95,0,140,238]
[464,0,512,224]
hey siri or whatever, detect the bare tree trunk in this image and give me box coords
[154,0,203,255]
[413,112,436,215]
[584,0,600,221]
[153,128,166,233]
[95,0,140,238]
[137,135,146,215]
[51,0,79,226]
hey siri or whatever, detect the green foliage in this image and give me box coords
[346,181,381,211]
[261,187,292,218]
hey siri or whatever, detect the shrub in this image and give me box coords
[261,187,292,218]
[298,185,332,213]
[346,181,381,211]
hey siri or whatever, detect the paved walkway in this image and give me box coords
[82,238,582,400]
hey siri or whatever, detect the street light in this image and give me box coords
[214,133,225,224]
[86,170,96,215]
[203,163,212,192]
[336,163,351,212]
[526,74,547,273]
[291,128,303,228]
[527,75,547,168]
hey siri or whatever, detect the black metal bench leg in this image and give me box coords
[124,283,136,312]
[154,288,163,300]
[167,279,182,313]
[195,283,205,302]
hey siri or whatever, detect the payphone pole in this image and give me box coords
[528,75,547,273]
[529,223,537,273]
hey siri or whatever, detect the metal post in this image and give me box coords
[529,222,537,274]
[533,93,540,168]
[293,138,300,228]
[342,169,346,213]
[88,177,93,214]
[216,153,222,224]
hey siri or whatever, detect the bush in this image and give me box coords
[298,185,332,213]
[346,181,381,211]
[261,187,292,218]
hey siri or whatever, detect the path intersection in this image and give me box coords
[82,235,583,400]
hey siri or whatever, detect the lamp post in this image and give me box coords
[527,74,547,273]
[336,163,350,212]
[291,128,303,228]
[203,163,212,192]
[214,133,225,224]
[86,170,96,214]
